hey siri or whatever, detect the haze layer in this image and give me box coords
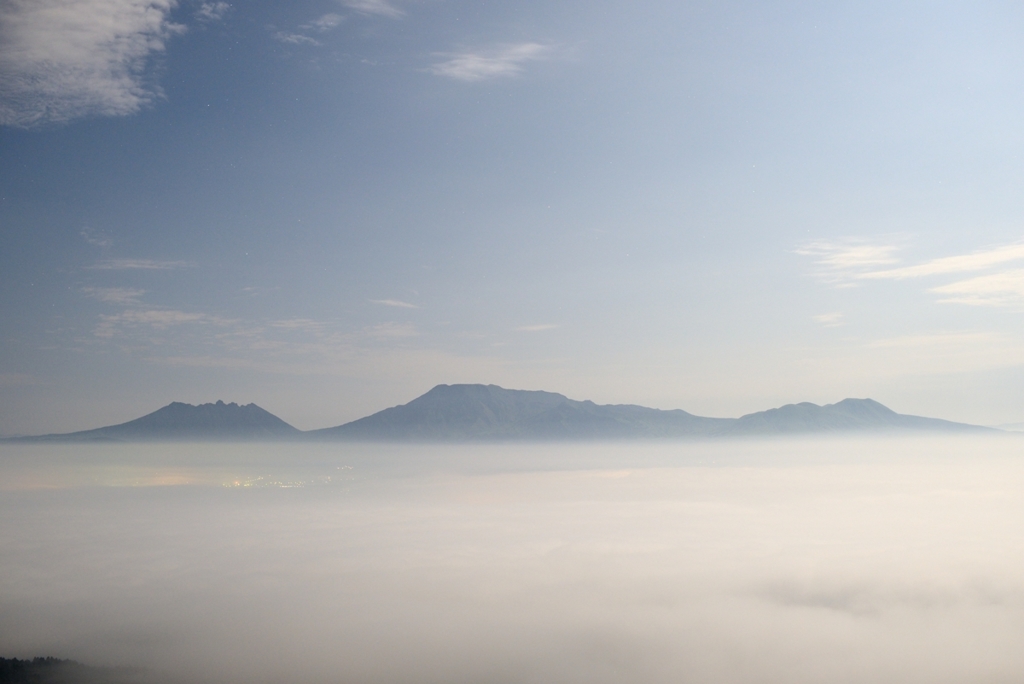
[2,437,1024,684]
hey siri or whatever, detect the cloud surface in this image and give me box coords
[429,43,551,81]
[3,438,1024,684]
[0,0,183,128]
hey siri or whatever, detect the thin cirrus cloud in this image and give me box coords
[799,238,1024,307]
[273,32,320,46]
[371,299,418,309]
[0,0,184,128]
[428,43,552,82]
[860,242,1024,280]
[929,269,1024,307]
[81,286,146,305]
[517,324,558,332]
[301,13,344,32]
[94,309,235,338]
[812,312,844,327]
[339,0,403,18]
[88,258,193,270]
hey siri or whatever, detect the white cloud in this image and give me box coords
[429,43,551,82]
[80,227,112,248]
[81,286,145,304]
[273,32,319,46]
[270,319,327,332]
[88,258,192,270]
[861,242,1024,280]
[338,0,403,18]
[371,299,418,309]
[799,237,1024,307]
[195,1,229,22]
[0,0,185,128]
[812,312,844,327]
[930,269,1024,307]
[795,240,902,285]
[516,324,558,332]
[302,13,343,32]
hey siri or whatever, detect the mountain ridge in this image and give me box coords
[311,384,988,440]
[8,385,994,442]
[18,400,301,442]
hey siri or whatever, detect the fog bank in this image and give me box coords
[3,437,1024,683]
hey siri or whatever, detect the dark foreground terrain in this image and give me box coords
[0,658,142,684]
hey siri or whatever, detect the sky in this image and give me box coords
[3,0,1024,434]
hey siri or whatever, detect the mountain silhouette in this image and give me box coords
[12,385,991,442]
[310,384,988,441]
[24,400,300,441]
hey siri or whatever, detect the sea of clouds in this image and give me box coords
[2,437,1024,684]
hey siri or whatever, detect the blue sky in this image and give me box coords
[3,0,1024,433]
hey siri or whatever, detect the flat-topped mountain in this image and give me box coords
[311,384,989,441]
[25,400,300,442]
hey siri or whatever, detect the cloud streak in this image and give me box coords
[273,32,319,46]
[81,286,145,304]
[429,43,551,82]
[0,0,184,128]
[799,238,1024,307]
[371,299,418,309]
[88,258,192,270]
[94,308,235,337]
[339,0,402,18]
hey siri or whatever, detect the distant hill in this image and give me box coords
[310,384,990,441]
[309,384,731,440]
[730,397,982,434]
[21,401,300,442]
[9,386,993,442]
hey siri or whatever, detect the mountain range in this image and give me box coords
[9,384,993,442]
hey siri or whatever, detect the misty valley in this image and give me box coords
[4,436,1024,684]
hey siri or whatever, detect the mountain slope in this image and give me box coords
[310,384,730,440]
[311,384,988,441]
[727,398,983,434]
[25,401,300,441]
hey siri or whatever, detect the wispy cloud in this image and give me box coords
[301,13,343,32]
[930,269,1024,307]
[273,32,320,46]
[81,286,145,305]
[94,309,235,338]
[812,312,844,327]
[799,238,1024,307]
[270,318,328,332]
[862,242,1024,280]
[795,240,902,285]
[88,258,192,270]
[517,324,558,332]
[371,299,418,309]
[0,0,185,128]
[80,227,112,248]
[339,0,403,18]
[195,1,230,22]
[429,43,551,82]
